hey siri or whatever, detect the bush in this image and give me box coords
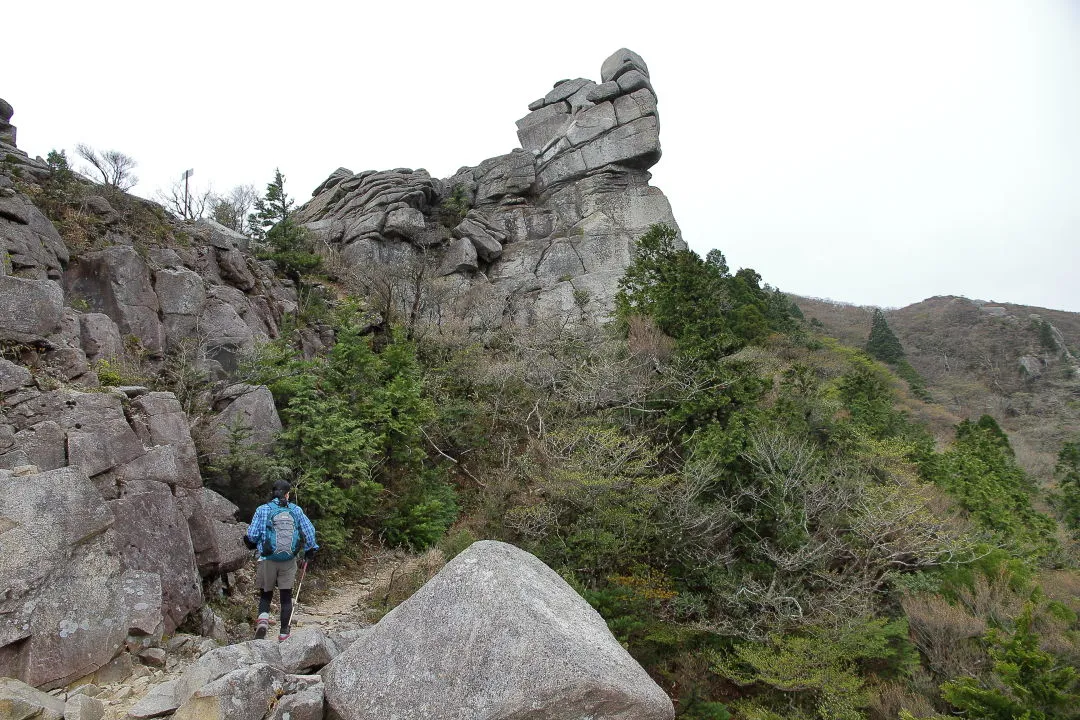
[941,601,1079,719]
[712,618,917,720]
[250,305,453,553]
[925,416,1057,561]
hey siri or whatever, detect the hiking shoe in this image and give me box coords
[254,613,270,640]
[278,632,291,642]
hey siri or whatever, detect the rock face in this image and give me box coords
[1,466,136,688]
[323,540,674,720]
[0,99,278,690]
[297,48,682,326]
[0,383,252,683]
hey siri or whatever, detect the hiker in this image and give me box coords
[243,479,318,641]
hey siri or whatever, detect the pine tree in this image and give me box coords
[865,308,905,364]
[1054,442,1080,535]
[249,169,321,286]
[249,169,294,241]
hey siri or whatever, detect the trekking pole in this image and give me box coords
[293,559,309,605]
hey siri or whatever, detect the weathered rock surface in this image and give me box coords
[278,628,337,674]
[173,663,286,720]
[323,540,674,720]
[125,678,181,719]
[0,386,246,681]
[0,676,66,720]
[207,384,282,454]
[64,246,166,357]
[0,274,64,343]
[267,685,324,720]
[64,692,106,720]
[0,467,133,688]
[172,640,283,706]
[298,49,681,325]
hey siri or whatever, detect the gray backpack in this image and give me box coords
[261,504,302,560]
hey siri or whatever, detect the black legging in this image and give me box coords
[257,587,293,634]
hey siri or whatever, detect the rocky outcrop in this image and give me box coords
[0,177,70,280]
[207,384,282,454]
[0,379,252,686]
[323,540,674,720]
[0,104,284,688]
[297,48,681,326]
[0,274,64,343]
[0,97,16,146]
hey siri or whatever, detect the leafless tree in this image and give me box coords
[156,177,212,220]
[341,245,455,340]
[209,184,258,233]
[75,143,138,190]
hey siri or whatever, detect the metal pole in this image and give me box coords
[182,168,194,219]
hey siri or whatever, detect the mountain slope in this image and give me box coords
[796,294,1080,480]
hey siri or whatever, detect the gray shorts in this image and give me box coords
[256,557,298,592]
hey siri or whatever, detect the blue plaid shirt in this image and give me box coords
[246,501,319,557]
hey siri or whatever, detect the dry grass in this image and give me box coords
[954,568,1026,626]
[366,548,447,620]
[868,682,941,720]
[901,593,987,678]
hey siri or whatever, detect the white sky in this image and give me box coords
[7,1,1080,311]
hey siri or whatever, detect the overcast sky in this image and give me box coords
[7,1,1079,311]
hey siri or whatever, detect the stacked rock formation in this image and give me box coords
[0,97,18,149]
[297,48,682,325]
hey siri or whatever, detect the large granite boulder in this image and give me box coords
[107,479,203,632]
[128,392,201,486]
[0,466,140,689]
[297,49,680,325]
[323,540,674,720]
[173,663,286,720]
[64,247,166,358]
[207,384,282,454]
[0,676,66,720]
[0,275,64,343]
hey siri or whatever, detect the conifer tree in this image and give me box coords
[1054,442,1080,535]
[865,308,905,364]
[249,169,321,286]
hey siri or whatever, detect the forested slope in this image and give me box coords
[231,225,1079,719]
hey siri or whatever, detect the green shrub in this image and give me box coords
[941,601,1079,719]
[250,304,455,553]
[439,184,471,227]
[925,416,1057,561]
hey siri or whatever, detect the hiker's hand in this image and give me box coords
[304,549,316,564]
[243,535,257,550]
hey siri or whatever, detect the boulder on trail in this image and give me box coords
[323,539,674,720]
[278,627,337,674]
[0,676,66,719]
[172,662,286,720]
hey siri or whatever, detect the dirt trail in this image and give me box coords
[290,573,374,630]
[96,554,403,719]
